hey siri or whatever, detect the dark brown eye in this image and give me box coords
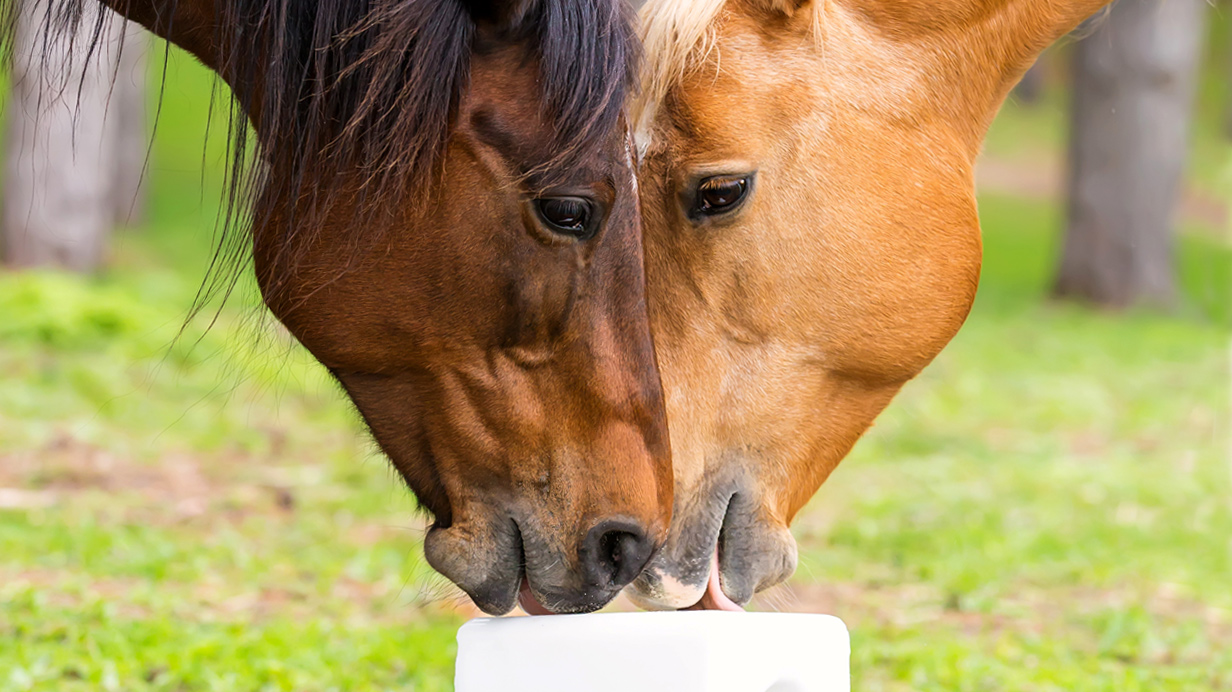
[535,197,595,240]
[692,176,749,217]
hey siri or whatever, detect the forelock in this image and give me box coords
[633,0,729,153]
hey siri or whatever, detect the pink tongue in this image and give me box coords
[518,577,553,616]
[685,552,744,611]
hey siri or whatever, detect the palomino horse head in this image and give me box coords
[16,0,671,614]
[628,0,1112,609]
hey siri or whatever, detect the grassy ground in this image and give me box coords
[2,45,1230,692]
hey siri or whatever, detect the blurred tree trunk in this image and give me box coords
[112,22,149,227]
[2,1,123,271]
[1014,59,1046,105]
[1056,0,1208,308]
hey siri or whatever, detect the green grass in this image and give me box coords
[2,44,1231,692]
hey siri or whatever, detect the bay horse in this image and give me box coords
[628,0,1114,610]
[4,0,672,615]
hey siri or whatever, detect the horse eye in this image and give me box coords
[535,197,595,240]
[692,176,749,217]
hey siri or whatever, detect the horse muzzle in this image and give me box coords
[425,509,663,615]
[625,471,798,610]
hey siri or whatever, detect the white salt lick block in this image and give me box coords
[455,611,850,692]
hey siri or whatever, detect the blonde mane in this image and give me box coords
[634,0,824,152]
[634,0,730,150]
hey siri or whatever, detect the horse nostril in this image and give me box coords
[579,520,655,590]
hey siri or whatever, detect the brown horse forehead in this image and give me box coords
[466,103,624,190]
[458,3,635,187]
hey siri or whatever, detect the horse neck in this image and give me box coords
[830,0,1113,59]
[100,0,221,71]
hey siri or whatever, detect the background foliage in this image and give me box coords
[0,16,1229,692]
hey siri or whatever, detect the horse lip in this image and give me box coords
[423,519,522,616]
[459,564,523,616]
[695,493,756,608]
[627,486,797,609]
[714,504,798,606]
[521,576,628,615]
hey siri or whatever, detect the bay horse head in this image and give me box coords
[629,0,1112,610]
[15,0,671,614]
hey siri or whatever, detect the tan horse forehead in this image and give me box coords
[638,0,1009,161]
[650,19,963,181]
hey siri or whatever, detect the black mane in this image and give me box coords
[3,0,638,301]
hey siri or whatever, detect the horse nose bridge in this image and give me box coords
[517,442,669,524]
[559,322,674,513]
[564,274,664,400]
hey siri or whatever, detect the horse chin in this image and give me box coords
[520,580,623,615]
[423,518,523,616]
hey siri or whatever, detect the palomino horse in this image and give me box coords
[628,0,1113,610]
[5,0,671,615]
